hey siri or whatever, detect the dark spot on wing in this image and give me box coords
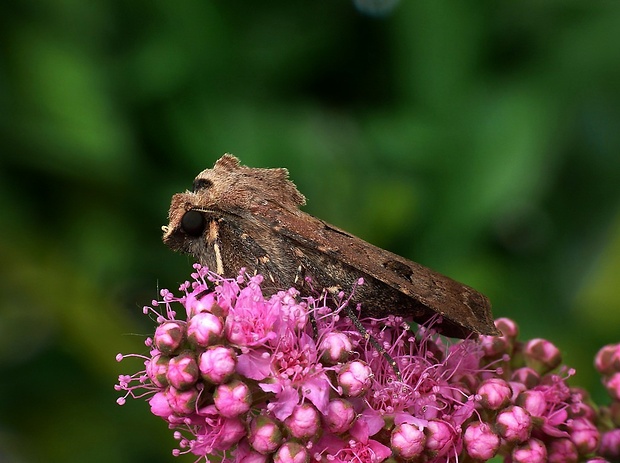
[383,259,413,280]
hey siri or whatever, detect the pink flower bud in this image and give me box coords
[571,400,597,422]
[199,345,237,384]
[477,378,512,410]
[324,399,356,434]
[511,367,541,389]
[479,333,512,358]
[512,438,547,463]
[495,317,519,338]
[154,321,185,355]
[524,338,562,374]
[338,360,372,397]
[568,417,600,454]
[599,429,620,460]
[391,423,426,460]
[187,312,224,347]
[249,415,283,454]
[149,391,173,418]
[166,351,199,390]
[608,401,620,427]
[166,386,199,415]
[496,406,533,443]
[284,404,321,442]
[146,354,169,388]
[547,438,578,463]
[516,390,547,417]
[273,441,309,463]
[319,332,353,365]
[480,319,515,358]
[213,417,246,450]
[424,419,455,457]
[214,380,252,418]
[278,288,308,330]
[595,343,620,375]
[186,292,217,317]
[463,421,500,460]
[604,372,620,401]
[235,439,269,463]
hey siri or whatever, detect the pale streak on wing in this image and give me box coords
[207,219,224,275]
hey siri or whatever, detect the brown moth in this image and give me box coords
[162,154,499,338]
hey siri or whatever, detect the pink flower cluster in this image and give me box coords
[468,319,604,462]
[116,265,620,462]
[594,343,620,461]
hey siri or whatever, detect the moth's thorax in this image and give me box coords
[194,154,305,209]
[192,170,251,210]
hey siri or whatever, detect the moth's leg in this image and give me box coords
[293,264,302,285]
[344,306,402,381]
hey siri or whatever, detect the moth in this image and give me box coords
[162,154,499,338]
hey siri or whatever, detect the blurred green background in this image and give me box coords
[1,1,620,461]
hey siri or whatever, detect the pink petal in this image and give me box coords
[237,349,271,380]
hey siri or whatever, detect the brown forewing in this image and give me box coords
[162,154,499,338]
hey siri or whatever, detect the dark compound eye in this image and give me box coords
[192,178,213,193]
[181,210,206,236]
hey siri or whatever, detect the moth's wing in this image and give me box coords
[257,208,499,336]
[213,210,307,293]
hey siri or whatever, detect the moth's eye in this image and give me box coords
[181,210,206,236]
[193,178,213,193]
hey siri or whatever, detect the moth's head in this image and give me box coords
[161,191,206,253]
[162,154,306,252]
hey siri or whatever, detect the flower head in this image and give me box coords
[116,264,620,462]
